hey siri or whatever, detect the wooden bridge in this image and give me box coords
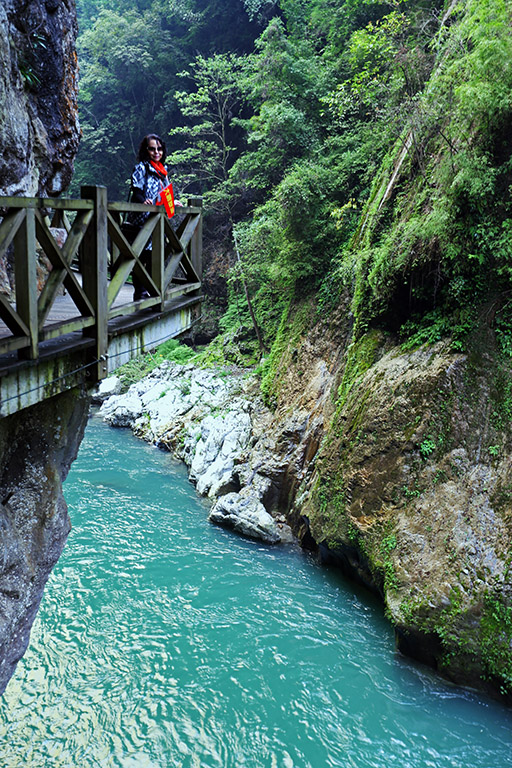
[0,186,203,417]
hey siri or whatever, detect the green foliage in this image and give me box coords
[115,350,161,389]
[335,330,383,415]
[419,436,435,460]
[157,339,197,364]
[167,53,248,210]
[72,0,260,199]
[259,299,312,407]
[115,339,197,388]
[16,31,48,88]
[494,299,512,359]
[399,308,475,353]
[72,5,180,197]
[347,0,512,335]
[377,531,398,591]
[76,0,512,434]
[491,370,512,431]
[479,590,512,691]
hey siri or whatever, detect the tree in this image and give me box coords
[167,53,248,214]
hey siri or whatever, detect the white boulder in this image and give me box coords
[208,491,281,544]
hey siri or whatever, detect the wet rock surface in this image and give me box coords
[0,387,89,694]
[0,0,80,198]
[0,0,80,295]
[209,491,281,544]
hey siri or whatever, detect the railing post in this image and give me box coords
[14,207,38,359]
[151,211,165,310]
[187,197,203,283]
[80,186,108,381]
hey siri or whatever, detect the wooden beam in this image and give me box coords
[107,214,160,304]
[81,186,109,380]
[39,315,96,341]
[14,208,38,359]
[107,297,160,320]
[166,282,202,299]
[35,210,94,323]
[164,252,186,287]
[176,212,200,249]
[0,295,30,337]
[107,202,203,215]
[163,217,187,255]
[0,196,93,211]
[164,250,200,289]
[0,334,31,356]
[151,214,165,310]
[187,197,203,282]
[0,209,25,261]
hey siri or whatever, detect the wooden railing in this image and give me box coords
[0,186,202,379]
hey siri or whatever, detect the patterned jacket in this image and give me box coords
[131,161,169,204]
[128,161,169,226]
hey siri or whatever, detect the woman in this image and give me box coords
[130,133,170,209]
[127,133,174,300]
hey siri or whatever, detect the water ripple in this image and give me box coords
[1,415,512,767]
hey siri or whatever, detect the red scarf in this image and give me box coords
[149,160,168,179]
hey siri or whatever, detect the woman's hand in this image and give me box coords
[144,198,153,205]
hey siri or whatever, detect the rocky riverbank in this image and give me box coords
[97,363,294,545]
[97,311,512,701]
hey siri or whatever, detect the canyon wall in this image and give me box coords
[263,302,512,700]
[0,0,86,693]
[0,0,80,197]
[0,388,89,693]
[99,301,512,700]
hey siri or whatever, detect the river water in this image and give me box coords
[1,414,512,767]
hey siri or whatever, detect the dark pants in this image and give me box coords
[121,222,151,300]
[133,249,151,300]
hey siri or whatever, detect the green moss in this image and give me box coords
[341,0,512,338]
[423,584,512,694]
[365,524,398,592]
[333,329,384,424]
[398,595,429,626]
[491,366,512,431]
[403,414,421,441]
[194,331,259,369]
[259,299,313,408]
[479,591,512,692]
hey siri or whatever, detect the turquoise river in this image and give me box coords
[1,413,512,767]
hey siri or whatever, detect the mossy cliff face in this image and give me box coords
[0,387,89,694]
[0,0,80,197]
[263,306,512,698]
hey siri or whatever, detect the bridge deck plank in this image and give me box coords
[0,281,134,340]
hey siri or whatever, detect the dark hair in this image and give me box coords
[137,133,167,162]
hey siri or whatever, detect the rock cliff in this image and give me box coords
[264,302,512,700]
[0,0,80,197]
[0,0,84,693]
[0,387,89,693]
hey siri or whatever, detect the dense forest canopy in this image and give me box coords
[73,0,512,361]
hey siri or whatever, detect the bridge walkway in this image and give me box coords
[0,187,203,416]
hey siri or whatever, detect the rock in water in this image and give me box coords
[91,375,122,404]
[209,492,281,544]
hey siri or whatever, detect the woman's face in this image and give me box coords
[147,139,163,161]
